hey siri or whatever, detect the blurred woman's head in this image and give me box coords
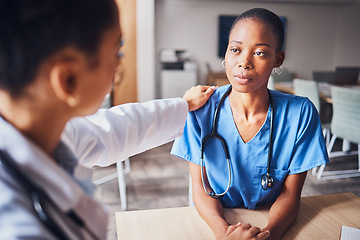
[0,0,119,97]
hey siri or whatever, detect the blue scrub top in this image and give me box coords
[171,85,329,209]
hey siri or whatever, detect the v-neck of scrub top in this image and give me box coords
[223,95,272,146]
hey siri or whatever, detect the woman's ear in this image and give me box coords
[274,51,285,68]
[49,60,80,107]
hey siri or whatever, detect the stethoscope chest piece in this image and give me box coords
[261,173,274,190]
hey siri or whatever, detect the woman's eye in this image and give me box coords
[230,48,239,53]
[254,51,265,57]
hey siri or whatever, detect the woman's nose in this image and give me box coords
[237,52,253,69]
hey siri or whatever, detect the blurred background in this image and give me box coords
[114,0,360,105]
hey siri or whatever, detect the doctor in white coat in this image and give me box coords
[0,94,213,239]
[0,0,216,239]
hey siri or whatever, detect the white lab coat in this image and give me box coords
[0,98,188,240]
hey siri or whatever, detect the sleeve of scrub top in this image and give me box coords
[62,98,189,167]
[171,110,202,165]
[288,98,329,174]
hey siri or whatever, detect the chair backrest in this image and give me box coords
[330,86,360,144]
[268,75,275,90]
[293,78,320,113]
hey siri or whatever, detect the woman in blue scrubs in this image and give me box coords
[171,8,328,240]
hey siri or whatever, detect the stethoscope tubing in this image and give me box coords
[262,89,275,191]
[200,157,231,199]
[200,86,232,198]
[200,85,275,198]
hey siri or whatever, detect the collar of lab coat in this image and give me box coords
[0,117,108,238]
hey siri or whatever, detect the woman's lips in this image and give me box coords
[234,75,252,84]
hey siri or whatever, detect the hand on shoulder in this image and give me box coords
[182,85,217,112]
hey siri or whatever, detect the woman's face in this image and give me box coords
[225,18,284,94]
[76,23,123,115]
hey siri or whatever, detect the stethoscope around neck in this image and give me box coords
[200,85,275,199]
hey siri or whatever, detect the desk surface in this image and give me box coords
[115,193,360,240]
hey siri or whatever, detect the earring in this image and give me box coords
[221,60,226,68]
[67,97,79,107]
[273,67,282,75]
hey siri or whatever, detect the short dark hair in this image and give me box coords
[0,0,118,97]
[230,8,284,52]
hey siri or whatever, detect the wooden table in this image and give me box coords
[274,82,295,94]
[115,193,360,240]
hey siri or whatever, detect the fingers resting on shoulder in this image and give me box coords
[182,85,217,112]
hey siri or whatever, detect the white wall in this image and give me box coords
[154,0,360,98]
[137,0,156,102]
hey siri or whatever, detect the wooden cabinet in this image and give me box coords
[206,72,229,86]
[112,0,137,105]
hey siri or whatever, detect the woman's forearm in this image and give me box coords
[190,162,230,239]
[263,172,307,240]
[193,186,230,239]
[262,193,300,240]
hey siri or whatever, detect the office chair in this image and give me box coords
[188,174,193,206]
[94,94,131,211]
[294,79,321,111]
[316,86,360,180]
[268,75,275,90]
[293,79,331,176]
[93,159,130,210]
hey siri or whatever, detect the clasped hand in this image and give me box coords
[224,222,270,240]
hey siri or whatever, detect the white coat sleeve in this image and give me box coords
[62,98,189,167]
